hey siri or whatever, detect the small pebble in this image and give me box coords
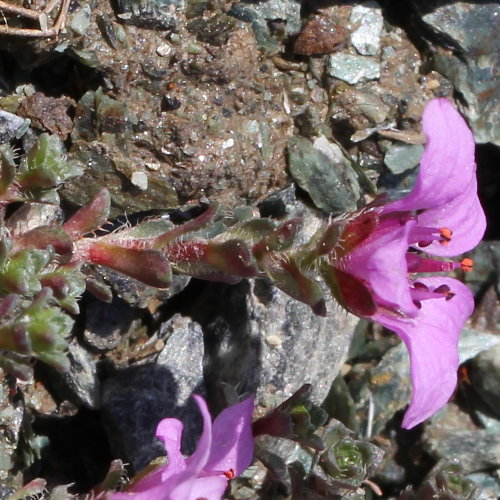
[156,43,172,57]
[265,335,283,347]
[131,171,148,190]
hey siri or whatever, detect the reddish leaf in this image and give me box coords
[153,204,220,249]
[13,226,73,255]
[85,241,172,288]
[63,189,111,239]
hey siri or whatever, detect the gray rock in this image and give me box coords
[350,342,411,437]
[157,314,205,405]
[287,136,360,214]
[350,2,384,56]
[327,53,380,84]
[425,420,500,473]
[0,373,24,488]
[189,275,358,408]
[458,328,500,365]
[384,144,424,174]
[421,1,500,145]
[468,344,500,420]
[0,110,29,144]
[61,339,101,409]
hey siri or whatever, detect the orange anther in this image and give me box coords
[460,258,473,272]
[439,227,453,245]
[224,468,235,479]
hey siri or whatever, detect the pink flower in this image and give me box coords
[110,395,254,500]
[323,98,486,429]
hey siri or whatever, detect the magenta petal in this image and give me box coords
[168,395,213,500]
[188,476,229,500]
[156,419,187,481]
[341,219,419,317]
[384,98,476,213]
[373,277,474,429]
[414,177,486,257]
[205,396,254,476]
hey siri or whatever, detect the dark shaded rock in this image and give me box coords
[161,96,182,112]
[93,267,190,309]
[83,295,137,351]
[101,316,205,472]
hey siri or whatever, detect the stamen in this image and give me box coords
[409,226,453,247]
[410,282,455,302]
[460,258,473,272]
[439,227,453,245]
[224,469,235,479]
[406,254,459,273]
[433,284,455,300]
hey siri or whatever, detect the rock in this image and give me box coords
[424,405,500,473]
[327,53,380,84]
[18,93,75,140]
[0,372,24,490]
[287,135,360,214]
[419,1,500,145]
[156,314,205,407]
[61,339,101,409]
[187,14,238,46]
[293,12,346,56]
[206,279,357,404]
[69,4,92,36]
[0,110,29,144]
[350,1,384,56]
[94,267,189,309]
[468,344,500,420]
[384,144,424,174]
[101,316,205,472]
[229,0,302,52]
[350,342,411,436]
[83,295,137,351]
